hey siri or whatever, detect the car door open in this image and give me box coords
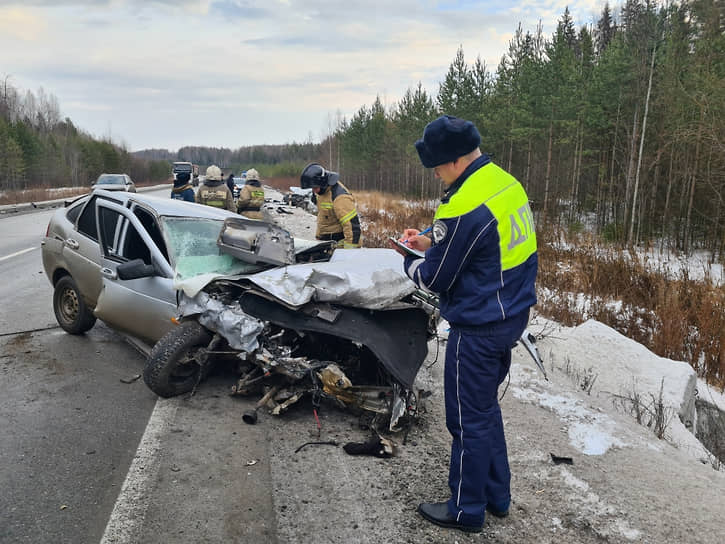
[93,199,178,345]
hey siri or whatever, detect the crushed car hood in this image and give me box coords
[174,247,417,310]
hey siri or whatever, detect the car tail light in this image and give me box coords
[45,221,50,237]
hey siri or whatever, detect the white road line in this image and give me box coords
[100,398,178,544]
[0,247,36,262]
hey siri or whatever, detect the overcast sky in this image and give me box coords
[1,1,604,152]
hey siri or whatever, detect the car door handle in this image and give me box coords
[65,238,79,250]
[101,267,117,280]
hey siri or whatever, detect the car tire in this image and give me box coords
[53,275,97,334]
[143,321,213,398]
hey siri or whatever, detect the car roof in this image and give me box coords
[90,189,238,220]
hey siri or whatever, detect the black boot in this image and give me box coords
[417,502,482,533]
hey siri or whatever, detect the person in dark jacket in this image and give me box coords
[170,171,195,202]
[226,173,235,194]
[392,115,538,533]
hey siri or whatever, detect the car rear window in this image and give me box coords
[97,175,125,184]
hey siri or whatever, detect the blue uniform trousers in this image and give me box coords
[445,311,528,526]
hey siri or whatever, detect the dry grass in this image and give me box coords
[0,187,89,205]
[355,190,438,247]
[536,224,725,389]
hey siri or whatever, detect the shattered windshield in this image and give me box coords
[161,217,266,280]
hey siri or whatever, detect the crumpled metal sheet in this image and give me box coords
[179,291,264,352]
[175,248,415,310]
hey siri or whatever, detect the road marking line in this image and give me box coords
[100,398,178,544]
[0,247,36,262]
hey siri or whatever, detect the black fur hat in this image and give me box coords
[415,115,481,168]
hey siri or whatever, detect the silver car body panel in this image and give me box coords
[174,248,415,309]
[42,190,240,344]
[93,199,178,344]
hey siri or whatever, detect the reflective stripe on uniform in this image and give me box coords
[339,209,357,225]
[434,162,536,271]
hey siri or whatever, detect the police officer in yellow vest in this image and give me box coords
[393,115,537,533]
[300,163,362,248]
[236,168,265,220]
[196,165,235,212]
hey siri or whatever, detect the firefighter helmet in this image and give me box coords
[300,163,339,189]
[205,165,222,181]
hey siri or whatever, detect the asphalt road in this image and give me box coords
[0,187,275,544]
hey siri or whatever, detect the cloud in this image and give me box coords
[0,7,47,40]
[0,1,613,151]
[209,0,269,19]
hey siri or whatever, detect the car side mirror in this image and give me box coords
[117,258,156,280]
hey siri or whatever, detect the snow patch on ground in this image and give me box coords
[511,383,627,455]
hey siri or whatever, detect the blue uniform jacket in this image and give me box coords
[404,155,537,327]
[171,185,195,202]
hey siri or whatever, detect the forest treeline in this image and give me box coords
[0,80,172,189]
[324,0,724,256]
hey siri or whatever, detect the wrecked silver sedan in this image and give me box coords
[143,217,438,431]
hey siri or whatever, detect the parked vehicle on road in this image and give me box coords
[231,177,244,200]
[91,173,136,192]
[173,162,199,186]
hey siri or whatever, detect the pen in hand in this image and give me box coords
[404,226,432,246]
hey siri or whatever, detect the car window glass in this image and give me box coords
[122,223,152,265]
[98,207,152,265]
[97,175,124,185]
[133,206,169,262]
[66,200,84,224]
[161,217,263,280]
[98,207,126,259]
[77,195,99,240]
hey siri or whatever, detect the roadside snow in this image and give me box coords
[522,317,714,463]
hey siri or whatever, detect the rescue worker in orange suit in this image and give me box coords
[196,165,235,212]
[300,163,362,248]
[392,115,537,533]
[236,168,265,220]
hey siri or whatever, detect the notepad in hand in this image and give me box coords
[389,236,425,258]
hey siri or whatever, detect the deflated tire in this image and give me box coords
[143,321,212,397]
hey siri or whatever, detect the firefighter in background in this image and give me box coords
[170,171,195,202]
[300,163,362,248]
[236,168,265,220]
[196,165,235,211]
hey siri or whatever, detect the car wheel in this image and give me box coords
[143,321,213,397]
[53,275,97,334]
